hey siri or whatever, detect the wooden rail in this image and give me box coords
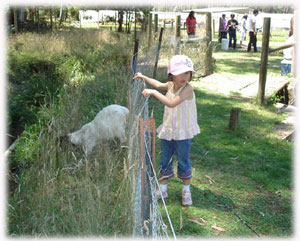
[268,42,295,54]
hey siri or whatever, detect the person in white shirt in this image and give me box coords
[240,15,248,46]
[247,9,258,52]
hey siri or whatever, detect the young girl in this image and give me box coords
[133,55,200,206]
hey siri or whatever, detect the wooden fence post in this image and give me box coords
[154,14,158,36]
[139,117,156,237]
[153,28,164,79]
[204,12,213,76]
[147,13,152,49]
[257,17,271,106]
[174,15,181,55]
[218,17,222,42]
[229,108,241,130]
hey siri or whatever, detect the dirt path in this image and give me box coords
[192,72,291,99]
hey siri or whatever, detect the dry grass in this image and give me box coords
[8,28,120,57]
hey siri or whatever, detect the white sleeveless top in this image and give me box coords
[157,83,200,140]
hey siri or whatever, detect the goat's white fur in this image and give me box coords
[68,104,129,153]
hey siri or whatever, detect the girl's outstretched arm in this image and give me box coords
[133,72,168,91]
[142,85,193,108]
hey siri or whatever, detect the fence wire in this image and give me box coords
[127,42,176,239]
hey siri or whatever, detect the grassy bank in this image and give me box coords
[7,28,134,236]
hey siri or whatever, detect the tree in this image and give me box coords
[118,10,124,32]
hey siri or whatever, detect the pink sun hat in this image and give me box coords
[167,55,195,75]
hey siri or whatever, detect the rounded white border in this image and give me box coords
[1,1,299,241]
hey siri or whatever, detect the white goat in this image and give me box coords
[68,104,129,154]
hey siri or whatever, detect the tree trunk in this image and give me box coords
[13,8,18,33]
[54,8,57,29]
[50,8,53,30]
[118,10,124,32]
[59,5,63,26]
[65,7,68,23]
[125,11,128,33]
[37,7,40,32]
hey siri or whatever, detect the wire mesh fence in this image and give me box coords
[127,39,175,239]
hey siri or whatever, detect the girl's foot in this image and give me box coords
[156,189,168,199]
[182,190,192,206]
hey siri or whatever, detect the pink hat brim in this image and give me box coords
[169,67,195,76]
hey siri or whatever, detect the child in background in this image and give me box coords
[239,15,248,47]
[133,55,200,206]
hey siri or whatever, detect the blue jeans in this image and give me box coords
[159,139,192,180]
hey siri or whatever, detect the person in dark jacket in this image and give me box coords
[227,14,238,49]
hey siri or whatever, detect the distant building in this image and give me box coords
[79,10,117,23]
[78,10,142,23]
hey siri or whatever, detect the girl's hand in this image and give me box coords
[142,89,156,97]
[133,72,144,80]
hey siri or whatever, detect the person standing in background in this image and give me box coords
[227,14,238,49]
[220,14,227,40]
[186,11,197,38]
[239,15,248,47]
[247,9,259,52]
